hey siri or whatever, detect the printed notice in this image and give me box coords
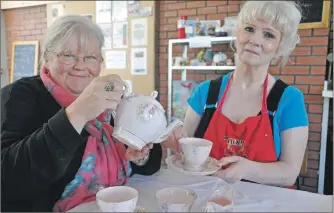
[98,24,112,49]
[131,18,147,46]
[96,1,112,24]
[105,50,126,69]
[113,22,128,48]
[112,1,128,21]
[131,48,147,75]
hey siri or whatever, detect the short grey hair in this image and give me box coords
[41,15,104,67]
[237,1,302,67]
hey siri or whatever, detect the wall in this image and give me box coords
[1,1,59,10]
[156,0,331,193]
[3,5,47,80]
[4,1,156,95]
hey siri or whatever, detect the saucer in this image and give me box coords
[92,206,147,212]
[165,154,221,176]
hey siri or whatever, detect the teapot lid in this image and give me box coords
[150,91,165,112]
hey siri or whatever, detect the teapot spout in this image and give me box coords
[154,119,183,143]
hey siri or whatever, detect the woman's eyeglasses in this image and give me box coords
[50,52,104,67]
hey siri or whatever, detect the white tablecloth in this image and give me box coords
[69,169,333,212]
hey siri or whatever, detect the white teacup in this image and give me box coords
[156,187,197,212]
[96,186,138,212]
[179,137,213,172]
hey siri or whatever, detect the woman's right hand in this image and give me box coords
[65,74,124,133]
[161,125,184,153]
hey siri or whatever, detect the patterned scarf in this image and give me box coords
[40,67,131,212]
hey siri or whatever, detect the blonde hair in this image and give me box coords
[40,15,104,67]
[237,1,302,67]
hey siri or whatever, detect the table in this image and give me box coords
[68,169,333,212]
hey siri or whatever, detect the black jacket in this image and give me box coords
[1,76,162,212]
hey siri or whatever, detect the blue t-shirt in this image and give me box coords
[187,72,309,159]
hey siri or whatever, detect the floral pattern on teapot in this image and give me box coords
[136,103,158,121]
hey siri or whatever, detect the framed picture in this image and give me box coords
[299,0,331,29]
[10,41,39,83]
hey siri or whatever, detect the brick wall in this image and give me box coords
[157,0,331,193]
[3,5,47,79]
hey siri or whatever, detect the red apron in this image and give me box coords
[203,73,277,163]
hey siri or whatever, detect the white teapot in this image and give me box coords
[112,86,183,151]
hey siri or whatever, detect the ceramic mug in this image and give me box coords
[96,186,138,212]
[179,137,213,172]
[156,187,197,212]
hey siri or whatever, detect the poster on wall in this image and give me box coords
[98,24,112,49]
[131,18,147,46]
[113,22,128,48]
[172,81,198,121]
[131,48,147,75]
[105,50,126,69]
[96,1,112,24]
[112,1,127,21]
[51,3,65,22]
[128,1,140,15]
[128,1,152,17]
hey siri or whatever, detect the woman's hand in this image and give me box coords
[213,156,252,184]
[125,143,153,162]
[160,126,183,153]
[66,74,124,133]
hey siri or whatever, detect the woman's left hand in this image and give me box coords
[125,143,153,162]
[212,156,251,184]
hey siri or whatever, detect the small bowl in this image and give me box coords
[96,186,138,212]
[204,185,235,212]
[156,187,197,212]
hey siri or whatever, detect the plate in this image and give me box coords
[92,206,147,212]
[165,154,221,176]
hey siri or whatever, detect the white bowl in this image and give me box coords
[96,186,138,212]
[156,187,197,212]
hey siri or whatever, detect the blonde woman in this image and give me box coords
[163,1,309,188]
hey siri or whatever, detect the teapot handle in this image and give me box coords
[154,119,183,143]
[122,80,131,97]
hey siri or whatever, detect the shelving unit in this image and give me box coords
[167,36,236,124]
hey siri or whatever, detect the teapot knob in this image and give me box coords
[151,91,158,99]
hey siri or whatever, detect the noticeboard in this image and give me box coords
[10,41,39,83]
[299,0,331,29]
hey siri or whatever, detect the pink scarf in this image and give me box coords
[40,67,131,212]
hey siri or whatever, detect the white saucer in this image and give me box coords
[165,154,221,176]
[92,206,147,212]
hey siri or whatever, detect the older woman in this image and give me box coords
[1,15,161,212]
[164,1,309,187]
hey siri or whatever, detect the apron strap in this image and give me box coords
[261,74,269,114]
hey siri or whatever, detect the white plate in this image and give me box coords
[92,206,147,212]
[165,154,221,176]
